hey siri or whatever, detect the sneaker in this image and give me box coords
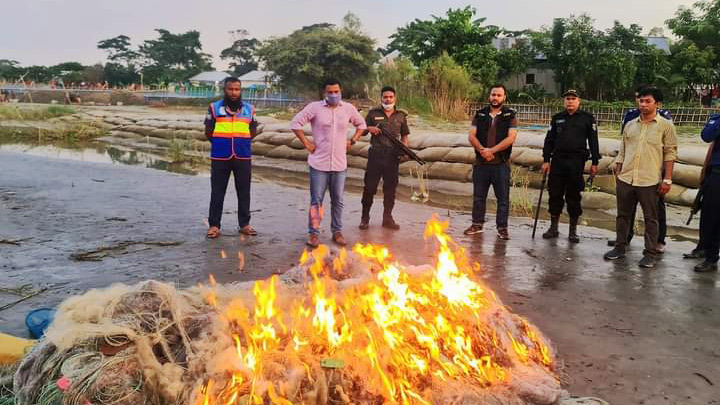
[382,218,400,230]
[683,249,705,259]
[463,224,484,235]
[359,218,369,230]
[603,247,626,260]
[497,228,510,240]
[638,255,657,268]
[694,261,718,273]
[332,232,347,246]
[306,233,319,249]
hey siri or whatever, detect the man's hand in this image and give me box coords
[658,182,671,195]
[590,165,599,176]
[305,141,316,154]
[367,126,381,136]
[614,163,623,176]
[480,148,494,161]
[346,140,353,150]
[541,162,551,174]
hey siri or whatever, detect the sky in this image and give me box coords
[0,0,696,69]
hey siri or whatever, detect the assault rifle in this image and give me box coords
[687,140,715,225]
[686,188,704,225]
[377,124,426,165]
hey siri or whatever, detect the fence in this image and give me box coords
[0,85,305,109]
[466,102,720,127]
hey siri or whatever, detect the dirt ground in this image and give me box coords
[0,149,718,404]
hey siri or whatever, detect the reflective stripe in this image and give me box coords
[213,121,250,135]
[209,100,255,159]
[212,133,252,138]
[215,116,251,123]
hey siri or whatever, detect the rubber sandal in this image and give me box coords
[206,226,221,239]
[240,225,258,236]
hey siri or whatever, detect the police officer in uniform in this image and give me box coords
[541,89,600,243]
[694,113,720,272]
[360,86,410,230]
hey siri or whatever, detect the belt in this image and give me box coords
[710,166,720,175]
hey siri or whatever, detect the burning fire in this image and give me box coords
[196,216,556,405]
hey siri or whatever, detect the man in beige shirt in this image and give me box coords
[604,87,678,268]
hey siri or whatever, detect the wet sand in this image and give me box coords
[0,149,718,404]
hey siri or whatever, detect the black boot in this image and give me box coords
[542,215,560,239]
[568,217,580,243]
[359,204,370,230]
[382,211,400,230]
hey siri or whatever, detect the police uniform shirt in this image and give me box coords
[543,110,601,165]
[365,107,410,149]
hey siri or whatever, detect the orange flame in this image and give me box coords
[198,215,555,405]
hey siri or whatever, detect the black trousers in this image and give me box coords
[209,158,251,228]
[548,156,585,218]
[361,148,399,219]
[625,195,667,244]
[700,168,720,263]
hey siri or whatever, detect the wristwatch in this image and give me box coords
[662,179,672,185]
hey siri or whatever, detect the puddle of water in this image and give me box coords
[0,137,206,176]
[0,135,698,241]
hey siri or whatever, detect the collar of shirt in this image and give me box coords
[636,114,658,124]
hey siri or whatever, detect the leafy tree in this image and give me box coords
[387,7,508,86]
[97,35,139,65]
[139,29,213,84]
[23,66,53,82]
[257,22,377,96]
[82,64,106,83]
[666,0,720,83]
[98,35,141,85]
[496,37,535,82]
[0,59,21,80]
[532,15,669,99]
[51,62,85,73]
[220,30,260,76]
[670,42,716,95]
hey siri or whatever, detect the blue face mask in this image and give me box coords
[325,93,342,106]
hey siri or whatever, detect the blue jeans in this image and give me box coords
[472,163,510,228]
[308,167,346,235]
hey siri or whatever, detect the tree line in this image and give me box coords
[0,1,717,103]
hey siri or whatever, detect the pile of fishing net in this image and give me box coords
[12,244,569,405]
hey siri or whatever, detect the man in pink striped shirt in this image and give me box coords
[291,78,367,248]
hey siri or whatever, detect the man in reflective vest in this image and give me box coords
[204,77,258,238]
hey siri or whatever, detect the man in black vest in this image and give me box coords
[541,89,600,243]
[464,84,518,240]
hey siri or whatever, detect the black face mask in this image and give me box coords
[224,95,242,111]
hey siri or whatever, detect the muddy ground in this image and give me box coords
[0,148,718,404]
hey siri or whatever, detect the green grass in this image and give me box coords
[0,122,106,148]
[0,105,75,121]
[510,166,534,217]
